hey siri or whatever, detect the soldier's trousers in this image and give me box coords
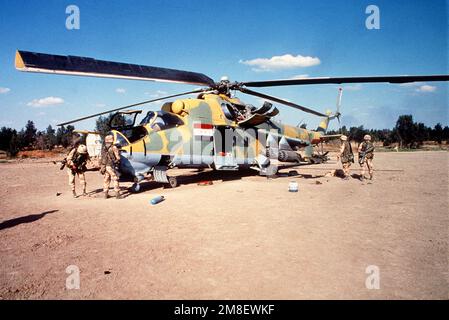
[103,166,120,193]
[67,169,86,191]
[361,158,374,177]
[342,162,351,177]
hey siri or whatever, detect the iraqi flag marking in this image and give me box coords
[193,123,214,137]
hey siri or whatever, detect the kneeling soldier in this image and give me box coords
[67,144,90,198]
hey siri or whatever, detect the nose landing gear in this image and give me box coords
[130,170,179,193]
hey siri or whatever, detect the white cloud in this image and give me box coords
[397,82,437,94]
[0,87,11,94]
[399,82,424,87]
[290,74,309,79]
[116,88,126,94]
[416,85,436,93]
[240,54,321,72]
[27,96,64,107]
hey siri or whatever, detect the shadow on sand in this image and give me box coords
[0,210,58,231]
[88,167,318,195]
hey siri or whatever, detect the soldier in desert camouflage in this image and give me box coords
[66,144,90,198]
[358,134,375,181]
[337,135,354,180]
[100,134,122,199]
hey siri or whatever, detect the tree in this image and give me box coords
[442,126,449,143]
[35,131,46,150]
[56,125,75,147]
[45,125,57,149]
[0,127,16,151]
[23,120,37,147]
[395,115,416,148]
[349,125,367,142]
[9,133,20,156]
[432,123,443,144]
[95,113,125,137]
[95,115,112,138]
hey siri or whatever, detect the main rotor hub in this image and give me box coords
[213,79,243,95]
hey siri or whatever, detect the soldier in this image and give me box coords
[100,134,122,199]
[358,134,375,181]
[336,135,354,180]
[66,144,90,198]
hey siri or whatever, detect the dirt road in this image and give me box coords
[0,151,447,299]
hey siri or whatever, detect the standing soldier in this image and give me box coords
[100,134,122,199]
[66,144,90,198]
[358,134,375,181]
[336,135,354,180]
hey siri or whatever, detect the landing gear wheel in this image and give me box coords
[131,183,141,193]
[264,164,278,178]
[168,176,179,188]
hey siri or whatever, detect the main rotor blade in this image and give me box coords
[239,87,327,117]
[57,89,205,126]
[15,50,215,87]
[242,75,449,88]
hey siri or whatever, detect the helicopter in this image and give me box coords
[14,50,449,191]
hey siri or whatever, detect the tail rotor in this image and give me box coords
[331,87,343,133]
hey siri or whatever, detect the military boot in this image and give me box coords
[72,190,77,198]
[116,192,123,200]
[104,191,109,199]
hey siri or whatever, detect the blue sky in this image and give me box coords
[0,0,447,131]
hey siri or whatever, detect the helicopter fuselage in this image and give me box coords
[110,93,328,187]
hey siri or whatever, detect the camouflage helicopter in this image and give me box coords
[15,50,449,191]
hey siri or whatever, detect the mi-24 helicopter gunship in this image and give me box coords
[14,50,449,191]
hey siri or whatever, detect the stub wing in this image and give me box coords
[320,134,342,141]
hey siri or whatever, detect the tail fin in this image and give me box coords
[316,88,343,133]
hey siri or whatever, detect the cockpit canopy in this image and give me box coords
[140,111,184,131]
[109,110,142,131]
[110,110,184,146]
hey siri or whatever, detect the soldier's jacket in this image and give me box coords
[360,141,375,159]
[340,141,354,164]
[66,147,89,172]
[101,144,120,167]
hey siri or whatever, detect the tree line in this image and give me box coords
[0,120,75,156]
[0,114,448,157]
[326,115,449,148]
[0,113,121,156]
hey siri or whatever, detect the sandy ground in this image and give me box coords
[0,151,447,300]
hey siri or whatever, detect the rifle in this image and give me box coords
[59,158,67,170]
[358,152,366,166]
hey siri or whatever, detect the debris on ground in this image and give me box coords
[197,181,213,186]
[288,181,298,192]
[150,196,165,205]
